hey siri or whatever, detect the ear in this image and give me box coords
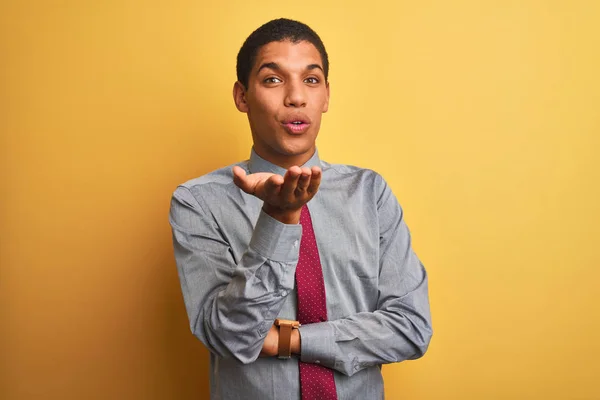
[233,81,249,113]
[322,81,330,113]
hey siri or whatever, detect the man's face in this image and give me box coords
[234,40,330,168]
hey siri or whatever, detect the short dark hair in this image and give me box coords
[236,18,329,89]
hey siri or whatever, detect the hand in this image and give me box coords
[259,324,279,357]
[233,165,322,224]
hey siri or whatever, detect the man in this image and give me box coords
[170,18,432,400]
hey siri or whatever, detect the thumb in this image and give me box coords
[232,166,254,194]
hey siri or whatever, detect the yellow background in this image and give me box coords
[2,1,599,399]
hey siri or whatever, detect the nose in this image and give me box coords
[284,80,307,108]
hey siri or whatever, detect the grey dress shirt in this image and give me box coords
[169,149,432,400]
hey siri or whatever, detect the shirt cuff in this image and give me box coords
[299,322,336,368]
[249,210,302,262]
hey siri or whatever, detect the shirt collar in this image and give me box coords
[248,148,322,175]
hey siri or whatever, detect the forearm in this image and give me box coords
[200,250,297,363]
[299,258,432,376]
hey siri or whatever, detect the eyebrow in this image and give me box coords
[256,62,324,74]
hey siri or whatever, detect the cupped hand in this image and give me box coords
[233,165,321,223]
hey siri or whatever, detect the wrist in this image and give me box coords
[274,319,301,358]
[263,204,301,224]
[291,328,301,355]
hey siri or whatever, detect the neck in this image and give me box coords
[254,148,316,169]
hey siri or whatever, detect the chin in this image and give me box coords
[279,137,316,154]
[278,144,314,157]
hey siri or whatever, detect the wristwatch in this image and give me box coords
[274,318,300,359]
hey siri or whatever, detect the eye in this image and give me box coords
[264,77,282,84]
[304,77,320,84]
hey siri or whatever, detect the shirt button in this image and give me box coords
[279,290,287,297]
[315,360,320,364]
[293,240,299,247]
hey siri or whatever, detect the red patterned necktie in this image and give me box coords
[296,205,338,400]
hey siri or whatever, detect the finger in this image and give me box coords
[281,166,302,199]
[296,167,311,192]
[232,166,254,194]
[263,174,284,197]
[307,166,322,194]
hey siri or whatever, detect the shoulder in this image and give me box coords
[321,160,398,210]
[179,161,244,190]
[321,160,386,188]
[171,160,247,207]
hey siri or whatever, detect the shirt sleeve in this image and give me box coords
[169,185,302,364]
[298,175,433,376]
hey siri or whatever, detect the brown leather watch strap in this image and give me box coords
[274,318,300,359]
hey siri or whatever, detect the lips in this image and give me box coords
[283,121,310,134]
[282,114,311,135]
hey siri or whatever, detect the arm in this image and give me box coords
[170,166,321,363]
[170,189,298,363]
[298,175,433,376]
